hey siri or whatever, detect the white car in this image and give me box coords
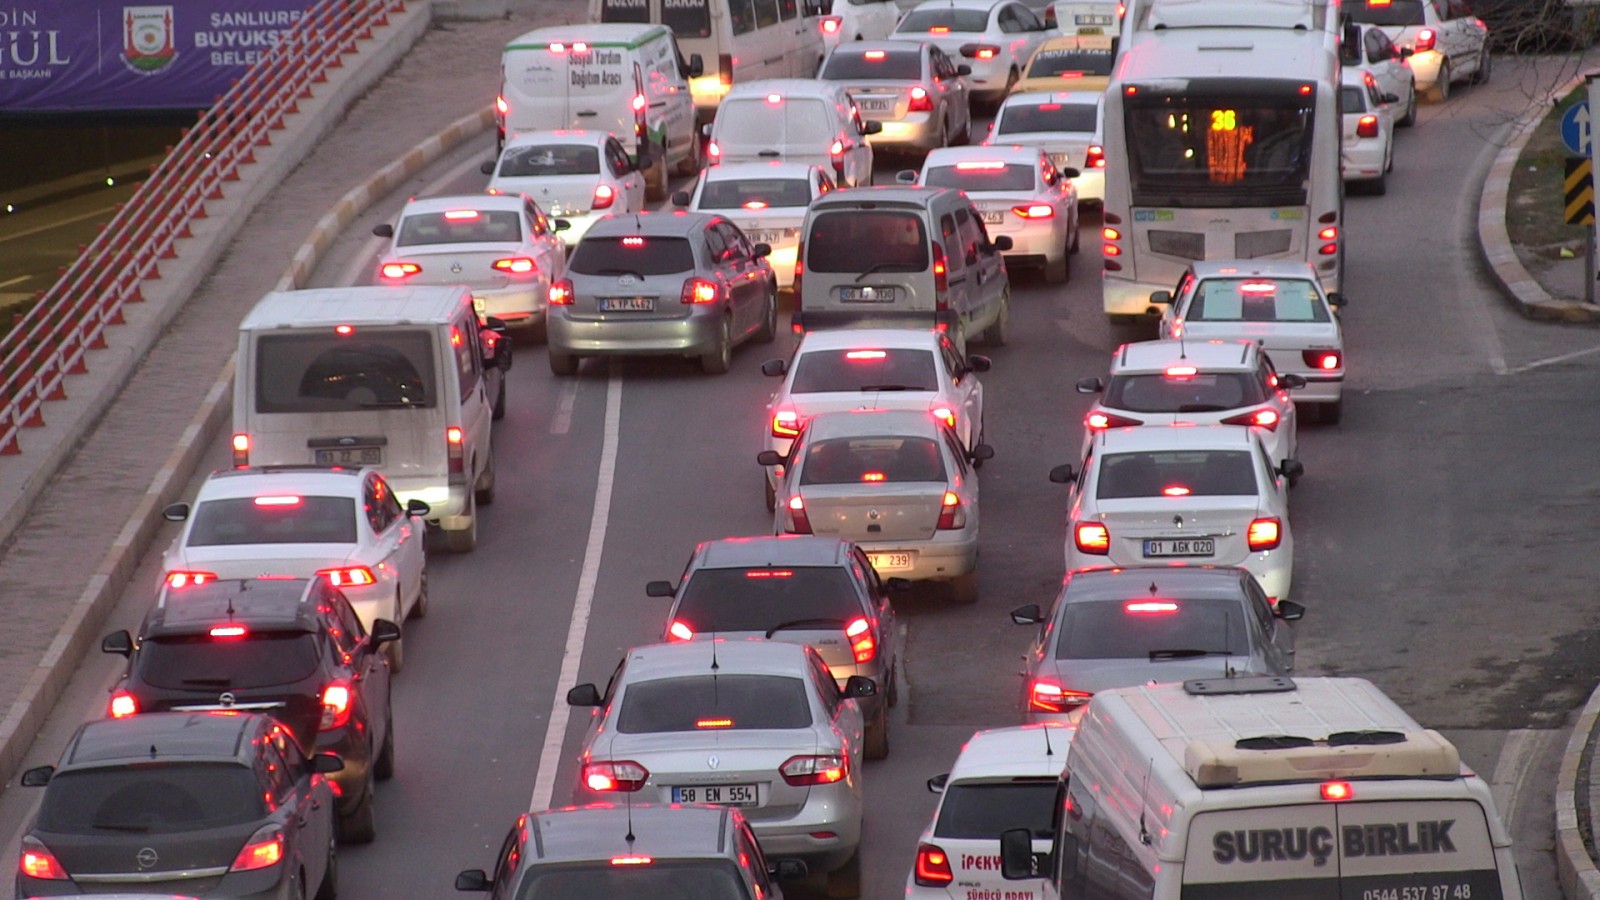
[759,327,990,510]
[986,90,1105,205]
[1050,425,1300,606]
[905,724,1071,899]
[1075,339,1304,473]
[677,161,836,289]
[916,144,1079,283]
[892,0,1052,107]
[1346,0,1489,102]
[817,40,975,153]
[1345,22,1417,127]
[372,193,568,330]
[1156,260,1348,423]
[708,79,879,189]
[482,130,646,248]
[820,0,901,50]
[1337,67,1396,193]
[159,466,429,670]
[1048,0,1120,34]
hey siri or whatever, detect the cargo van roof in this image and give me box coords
[241,286,470,331]
[504,23,670,51]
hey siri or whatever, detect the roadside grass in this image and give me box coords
[1507,85,1591,261]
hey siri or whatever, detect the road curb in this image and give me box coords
[1559,683,1600,899]
[1478,72,1600,322]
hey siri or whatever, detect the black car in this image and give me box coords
[17,711,342,898]
[101,576,397,843]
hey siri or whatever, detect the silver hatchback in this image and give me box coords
[547,211,779,375]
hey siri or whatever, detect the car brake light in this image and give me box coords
[1087,411,1143,430]
[930,405,956,428]
[969,44,999,59]
[708,140,721,161]
[780,754,847,786]
[914,843,954,886]
[1126,600,1179,613]
[1356,114,1380,138]
[1303,349,1342,370]
[1029,679,1091,713]
[1162,485,1191,496]
[230,827,284,872]
[829,139,845,178]
[495,95,507,116]
[846,350,886,360]
[549,278,575,306]
[931,25,950,33]
[696,718,734,729]
[1414,28,1436,51]
[668,620,694,641]
[108,690,138,719]
[318,566,376,588]
[492,257,538,276]
[907,85,933,112]
[632,92,647,114]
[821,15,842,33]
[784,495,813,534]
[845,616,876,663]
[1086,144,1106,168]
[1165,365,1198,377]
[379,261,421,282]
[1012,204,1054,219]
[1075,522,1110,554]
[446,426,465,477]
[231,433,250,468]
[166,570,217,589]
[937,491,966,530]
[321,681,353,730]
[210,625,248,638]
[1322,780,1354,801]
[583,760,649,792]
[592,183,616,210]
[932,243,949,310]
[1221,408,1281,430]
[612,855,654,865]
[19,839,67,880]
[772,409,801,438]
[253,495,302,507]
[1247,517,1282,551]
[681,277,720,304]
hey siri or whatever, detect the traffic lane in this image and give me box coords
[0,182,141,305]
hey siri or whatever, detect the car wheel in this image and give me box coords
[982,290,1009,346]
[1369,170,1388,196]
[644,140,669,202]
[491,374,506,421]
[1471,46,1491,84]
[442,494,477,554]
[864,703,890,760]
[950,572,979,605]
[410,569,429,619]
[971,417,986,470]
[936,115,949,149]
[825,845,863,899]
[314,837,337,900]
[699,315,732,374]
[383,593,405,673]
[374,708,396,781]
[1427,62,1451,102]
[474,447,496,506]
[337,769,376,844]
[548,349,579,376]
[675,130,703,177]
[296,869,309,900]
[1400,80,1418,126]
[754,288,777,343]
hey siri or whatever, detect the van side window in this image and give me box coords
[778,0,799,19]
[703,226,729,263]
[729,0,757,34]
[606,139,632,177]
[524,199,548,236]
[452,320,480,402]
[954,207,983,265]
[753,0,780,29]
[364,475,394,534]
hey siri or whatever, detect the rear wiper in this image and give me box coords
[854,261,913,282]
[766,617,846,639]
[91,821,151,833]
[180,677,232,686]
[1148,649,1230,661]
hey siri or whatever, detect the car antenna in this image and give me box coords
[149,744,159,759]
[1137,759,1154,845]
[1042,720,1056,757]
[624,780,637,846]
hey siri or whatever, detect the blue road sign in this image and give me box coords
[1563,100,1592,156]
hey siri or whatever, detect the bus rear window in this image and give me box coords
[662,0,713,38]
[598,0,650,23]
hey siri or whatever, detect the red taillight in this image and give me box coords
[1322,780,1354,801]
[1356,114,1380,139]
[549,278,575,306]
[1074,522,1110,554]
[845,616,876,663]
[1102,227,1121,241]
[930,405,956,428]
[495,95,508,116]
[1319,226,1338,241]
[970,44,999,59]
[166,570,217,589]
[612,855,655,865]
[780,754,847,786]
[318,566,376,588]
[932,243,949,309]
[668,620,694,641]
[1029,679,1091,713]
[784,495,813,534]
[492,257,538,276]
[1221,408,1280,430]
[791,238,805,311]
[907,85,933,112]
[1247,517,1282,551]
[583,760,649,792]
[1086,144,1106,168]
[914,843,954,886]
[937,491,966,530]
[681,277,720,304]
[632,92,647,114]
[1125,600,1179,614]
[379,261,421,283]
[592,183,616,210]
[1304,349,1342,370]
[829,139,845,177]
[231,432,250,468]
[108,691,138,719]
[708,140,721,161]
[320,682,353,730]
[446,426,465,477]
[230,828,285,872]
[210,625,248,639]
[820,14,842,33]
[19,839,67,881]
[1413,28,1436,52]
[1087,411,1143,430]
[1012,204,1055,219]
[772,409,801,438]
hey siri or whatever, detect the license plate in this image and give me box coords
[1049,152,1074,167]
[1075,25,1104,32]
[671,784,759,806]
[1143,538,1215,558]
[859,99,894,112]
[599,296,654,312]
[1075,13,1113,24]
[747,230,783,245]
[980,211,1005,224]
[839,285,897,302]
[314,447,382,466]
[869,552,914,570]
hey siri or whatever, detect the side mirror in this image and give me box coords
[1048,464,1076,484]
[312,752,346,774]
[761,358,788,377]
[1010,603,1044,625]
[895,169,919,184]
[1059,166,1081,179]
[686,53,705,78]
[968,354,992,372]
[844,675,878,698]
[455,869,492,892]
[752,242,773,258]
[1075,376,1104,394]
[552,218,572,233]
[1279,459,1305,482]
[479,160,496,175]
[992,235,1014,252]
[1000,828,1051,880]
[886,577,914,593]
[19,766,54,787]
[955,64,972,76]
[406,498,431,517]
[927,773,950,793]
[1275,599,1307,621]
[484,316,509,335]
[645,580,676,597]
[567,683,603,707]
[862,121,884,135]
[372,223,394,239]
[1278,373,1307,390]
[969,443,995,462]
[102,630,134,657]
[771,859,809,882]
[1400,46,1414,58]
[162,502,190,522]
[1327,291,1347,308]
[1149,289,1172,305]
[370,619,402,646]
[756,450,785,467]
[672,190,692,208]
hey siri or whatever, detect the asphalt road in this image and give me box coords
[4,52,1600,900]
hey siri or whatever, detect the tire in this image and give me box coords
[886,664,899,708]
[675,130,702,177]
[1471,46,1491,84]
[950,572,979,605]
[1321,399,1343,425]
[374,709,395,781]
[864,703,890,760]
[1070,220,1081,253]
[699,316,732,374]
[982,291,1009,346]
[1427,62,1451,103]
[314,838,337,900]
[1399,80,1418,126]
[474,448,496,507]
[443,494,477,554]
[337,770,376,844]
[548,349,578,376]
[410,568,429,619]
[644,140,669,203]
[491,374,506,421]
[826,845,863,899]
[753,288,777,343]
[383,594,405,674]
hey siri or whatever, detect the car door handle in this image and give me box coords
[948,274,968,285]
[763,54,785,65]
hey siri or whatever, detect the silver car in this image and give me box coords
[816,40,974,153]
[547,211,779,375]
[760,409,992,602]
[1009,565,1304,722]
[566,640,874,897]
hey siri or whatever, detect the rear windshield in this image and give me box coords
[662,0,712,38]
[1025,48,1113,79]
[800,436,946,485]
[137,632,322,690]
[934,780,1059,839]
[996,102,1099,135]
[570,236,696,275]
[806,210,928,273]
[1056,597,1252,658]
[495,144,600,178]
[36,764,264,835]
[1096,450,1259,499]
[923,163,1036,192]
[513,860,748,900]
[187,497,358,546]
[717,98,834,148]
[791,348,939,393]
[395,209,522,246]
[597,0,650,22]
[255,330,437,413]
[618,675,812,732]
[1347,0,1426,25]
[897,8,990,31]
[674,566,865,633]
[1103,372,1267,413]
[1340,86,1369,113]
[1188,278,1332,323]
[820,50,923,81]
[699,178,812,210]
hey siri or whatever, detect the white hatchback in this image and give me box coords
[1337,67,1396,193]
[986,90,1105,205]
[482,130,646,248]
[892,0,1052,106]
[820,0,901,48]
[1344,22,1418,128]
[916,144,1079,283]
[677,161,836,289]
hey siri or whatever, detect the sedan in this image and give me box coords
[816,41,973,153]
[1009,565,1304,721]
[372,193,568,331]
[1050,425,1301,606]
[567,640,875,896]
[482,129,645,248]
[1345,0,1489,102]
[759,327,990,510]
[892,0,1053,107]
[820,0,902,48]
[548,211,778,376]
[986,89,1105,205]
[675,161,835,289]
[761,409,993,603]
[915,144,1079,283]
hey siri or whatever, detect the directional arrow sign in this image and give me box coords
[1563,100,1591,156]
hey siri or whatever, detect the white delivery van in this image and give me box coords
[498,23,701,201]
[999,676,1525,899]
[233,286,498,553]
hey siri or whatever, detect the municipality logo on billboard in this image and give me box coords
[123,6,177,74]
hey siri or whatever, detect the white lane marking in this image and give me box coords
[339,148,502,287]
[1506,342,1600,374]
[528,367,621,813]
[0,275,28,288]
[550,380,579,434]
[1489,728,1541,828]
[0,205,121,244]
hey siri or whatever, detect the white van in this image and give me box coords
[708,80,878,187]
[498,23,701,201]
[999,676,1525,899]
[233,286,498,554]
[591,0,829,122]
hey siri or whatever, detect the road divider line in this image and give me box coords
[0,205,121,245]
[1508,342,1600,374]
[528,367,621,813]
[550,380,579,434]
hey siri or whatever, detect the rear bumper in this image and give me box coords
[1341,143,1387,181]
[1293,374,1344,404]
[472,284,545,322]
[865,113,943,151]
[752,798,864,874]
[392,481,469,526]
[793,308,955,332]
[859,533,979,581]
[548,313,722,357]
[19,867,292,897]
[990,220,1067,263]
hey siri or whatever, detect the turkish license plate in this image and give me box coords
[1049,152,1074,167]
[858,98,894,112]
[839,285,897,302]
[599,296,654,312]
[980,211,1005,224]
[314,447,382,466]
[746,230,783,245]
[671,784,759,806]
[1075,13,1114,24]
[1143,538,1215,558]
[869,551,914,570]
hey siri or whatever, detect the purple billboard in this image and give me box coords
[0,1,309,113]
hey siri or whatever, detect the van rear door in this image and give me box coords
[503,41,635,141]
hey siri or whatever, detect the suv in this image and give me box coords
[645,535,902,759]
[17,711,342,898]
[1346,0,1489,102]
[100,577,398,843]
[456,804,807,898]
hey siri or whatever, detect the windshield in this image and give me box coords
[513,859,750,899]
[1056,597,1251,658]
[255,330,436,413]
[800,436,946,485]
[1340,86,1369,113]
[570,236,696,275]
[1103,372,1267,412]
[897,8,990,31]
[699,178,812,210]
[1124,78,1316,208]
[1188,278,1331,322]
[935,780,1059,839]
[1347,0,1427,25]
[137,632,321,690]
[496,144,600,177]
[1026,48,1113,79]
[36,764,264,835]
[923,163,1036,192]
[597,0,650,22]
[791,348,939,392]
[396,209,522,246]
[805,210,928,273]
[618,675,813,732]
[821,49,923,81]
[1096,450,1259,499]
[674,566,864,633]
[997,102,1099,135]
[188,497,357,546]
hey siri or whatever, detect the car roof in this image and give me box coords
[949,724,1073,781]
[501,129,611,148]
[149,577,320,635]
[699,161,823,182]
[1036,34,1116,51]
[241,285,471,330]
[806,408,944,442]
[725,78,846,100]
[623,640,812,681]
[1060,564,1254,604]
[505,23,671,48]
[1001,89,1103,109]
[810,185,957,210]
[697,535,852,569]
[197,466,367,501]
[796,327,946,352]
[1187,259,1322,281]
[528,804,736,862]
[837,39,930,55]
[65,712,259,768]
[908,0,1006,10]
[925,145,1042,166]
[1111,339,1257,373]
[400,194,527,215]
[1095,423,1259,453]
[586,210,717,239]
